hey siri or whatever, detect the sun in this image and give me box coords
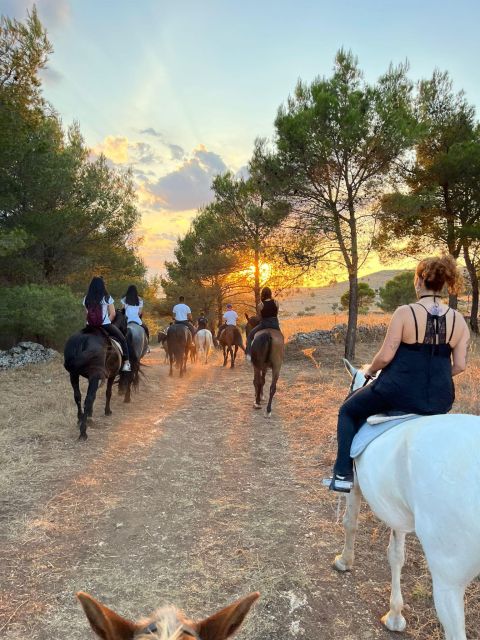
[246,262,272,284]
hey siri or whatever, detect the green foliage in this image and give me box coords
[340,282,375,314]
[0,284,84,348]
[378,272,416,311]
[273,49,417,357]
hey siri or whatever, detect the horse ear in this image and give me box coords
[76,592,138,640]
[342,358,357,378]
[194,592,259,640]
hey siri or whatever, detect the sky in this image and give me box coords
[2,0,480,281]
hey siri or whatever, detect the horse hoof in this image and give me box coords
[105,409,112,416]
[264,411,272,419]
[253,403,261,409]
[124,397,131,404]
[78,433,88,441]
[382,612,407,632]
[333,555,352,572]
[87,417,93,424]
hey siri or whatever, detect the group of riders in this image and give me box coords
[82,254,470,495]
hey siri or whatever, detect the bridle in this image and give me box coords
[349,370,374,394]
[139,622,200,639]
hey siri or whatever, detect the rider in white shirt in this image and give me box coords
[171,296,195,337]
[217,303,238,339]
[121,284,150,341]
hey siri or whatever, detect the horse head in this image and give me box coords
[343,358,367,393]
[112,308,127,334]
[77,591,259,640]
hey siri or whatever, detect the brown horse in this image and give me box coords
[219,325,244,368]
[166,323,192,377]
[77,590,259,640]
[245,314,284,418]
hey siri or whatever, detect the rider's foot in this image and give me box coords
[324,472,354,493]
[121,360,131,372]
[246,353,251,363]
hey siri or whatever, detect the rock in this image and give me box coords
[0,342,58,370]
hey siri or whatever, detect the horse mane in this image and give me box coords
[136,606,185,640]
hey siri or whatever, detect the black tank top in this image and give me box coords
[261,299,278,319]
[372,304,456,414]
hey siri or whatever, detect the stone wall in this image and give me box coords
[0,342,58,370]
[288,323,387,348]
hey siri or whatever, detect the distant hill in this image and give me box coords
[278,269,406,316]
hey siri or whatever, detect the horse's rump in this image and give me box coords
[167,324,190,367]
[64,332,107,377]
[251,331,272,368]
[220,325,244,347]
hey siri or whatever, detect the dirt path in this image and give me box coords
[0,345,461,639]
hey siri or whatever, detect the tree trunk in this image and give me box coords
[345,271,358,361]
[254,247,261,308]
[443,185,458,309]
[463,243,479,333]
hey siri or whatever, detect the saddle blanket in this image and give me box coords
[109,338,123,358]
[351,413,419,458]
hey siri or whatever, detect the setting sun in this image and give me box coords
[246,262,272,284]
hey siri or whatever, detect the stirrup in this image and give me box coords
[322,475,353,493]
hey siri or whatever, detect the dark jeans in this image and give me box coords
[334,385,393,476]
[103,323,129,359]
[246,318,280,353]
[175,320,195,338]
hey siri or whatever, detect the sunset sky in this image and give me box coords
[3,0,480,282]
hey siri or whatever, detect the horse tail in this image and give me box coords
[251,332,271,368]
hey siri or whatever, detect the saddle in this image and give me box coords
[350,413,419,458]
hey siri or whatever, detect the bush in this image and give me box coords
[378,271,416,311]
[0,284,84,349]
[340,282,376,312]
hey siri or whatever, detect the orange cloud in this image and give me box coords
[93,135,129,164]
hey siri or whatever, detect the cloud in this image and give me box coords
[140,127,163,138]
[147,146,227,211]
[92,135,129,164]
[168,143,184,160]
[129,142,161,165]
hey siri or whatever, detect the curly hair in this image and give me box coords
[416,255,461,295]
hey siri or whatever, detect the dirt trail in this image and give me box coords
[0,346,445,639]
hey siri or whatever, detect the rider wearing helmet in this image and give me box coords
[330,256,470,492]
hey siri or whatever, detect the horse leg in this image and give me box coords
[334,479,362,571]
[169,353,173,376]
[231,345,237,368]
[253,368,262,409]
[264,369,279,418]
[222,346,227,367]
[70,373,82,422]
[105,376,114,415]
[79,376,100,440]
[124,372,132,403]
[430,576,466,640]
[381,530,407,632]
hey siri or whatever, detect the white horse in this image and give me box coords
[195,329,214,364]
[334,359,480,640]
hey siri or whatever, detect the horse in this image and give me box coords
[245,314,284,418]
[195,328,214,364]
[219,325,244,368]
[118,320,148,402]
[63,311,129,440]
[77,590,259,640]
[333,359,480,640]
[166,323,192,377]
[157,330,169,363]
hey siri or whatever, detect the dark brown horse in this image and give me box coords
[166,323,192,376]
[219,325,244,368]
[77,590,259,640]
[245,314,284,417]
[63,311,129,440]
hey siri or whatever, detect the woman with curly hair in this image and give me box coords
[330,255,470,492]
